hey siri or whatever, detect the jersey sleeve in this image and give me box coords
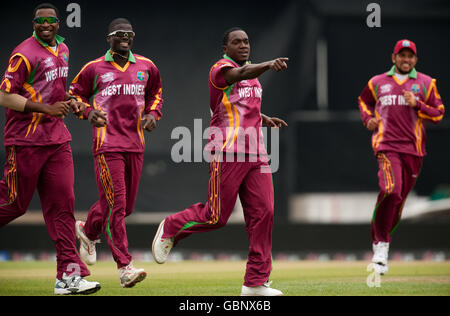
[69,63,95,119]
[416,79,445,125]
[209,61,235,90]
[358,79,377,126]
[144,64,163,121]
[0,54,31,94]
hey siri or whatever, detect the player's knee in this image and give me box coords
[115,199,127,214]
[261,207,274,223]
[381,185,402,202]
[214,217,228,228]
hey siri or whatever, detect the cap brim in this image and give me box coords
[394,47,417,55]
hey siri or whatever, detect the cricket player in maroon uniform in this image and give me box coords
[152,27,288,296]
[70,18,163,288]
[358,39,445,274]
[0,3,100,295]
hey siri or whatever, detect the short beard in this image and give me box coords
[395,66,411,75]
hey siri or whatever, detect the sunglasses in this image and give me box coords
[33,16,60,24]
[108,30,136,39]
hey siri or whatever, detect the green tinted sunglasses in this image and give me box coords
[33,16,59,24]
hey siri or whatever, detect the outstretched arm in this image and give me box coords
[224,58,289,86]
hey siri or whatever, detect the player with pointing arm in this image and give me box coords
[152,27,288,296]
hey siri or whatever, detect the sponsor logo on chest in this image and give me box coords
[43,56,69,82]
[101,72,115,83]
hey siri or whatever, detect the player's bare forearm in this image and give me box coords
[0,91,63,115]
[0,90,27,111]
[25,100,70,117]
[225,58,289,85]
[232,63,270,81]
[24,100,48,113]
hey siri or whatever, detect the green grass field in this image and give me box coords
[0,260,449,296]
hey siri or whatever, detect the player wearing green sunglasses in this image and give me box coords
[0,2,101,295]
[33,16,60,24]
[32,7,60,46]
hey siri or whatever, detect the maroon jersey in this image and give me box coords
[0,32,71,146]
[69,50,163,155]
[207,55,266,155]
[358,66,444,157]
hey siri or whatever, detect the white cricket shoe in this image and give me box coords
[152,219,174,264]
[75,220,99,266]
[241,281,283,296]
[119,262,147,288]
[372,242,390,275]
[54,273,101,295]
[373,262,389,275]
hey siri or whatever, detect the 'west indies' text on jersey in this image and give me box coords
[358,66,444,157]
[69,50,163,155]
[0,32,72,146]
[208,55,266,156]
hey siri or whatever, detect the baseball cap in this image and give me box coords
[393,39,417,55]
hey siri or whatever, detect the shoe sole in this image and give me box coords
[121,271,147,288]
[152,220,166,264]
[55,284,101,295]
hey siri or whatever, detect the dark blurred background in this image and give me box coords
[0,0,449,257]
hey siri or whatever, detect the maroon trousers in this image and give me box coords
[84,152,143,269]
[372,151,422,244]
[163,155,274,287]
[0,143,89,279]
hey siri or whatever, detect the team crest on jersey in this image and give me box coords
[411,84,420,93]
[380,84,392,94]
[137,71,145,81]
[101,72,115,83]
[62,52,68,63]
